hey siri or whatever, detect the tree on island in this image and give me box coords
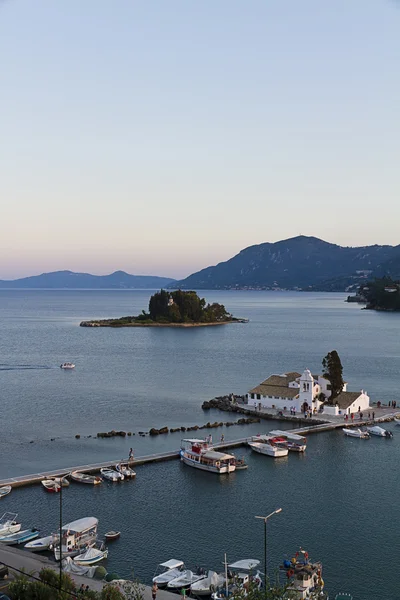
[322,350,344,403]
[146,289,232,323]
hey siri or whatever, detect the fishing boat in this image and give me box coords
[152,560,185,587]
[282,548,328,600]
[0,487,11,499]
[74,541,108,565]
[367,426,393,438]
[105,531,120,541]
[180,439,236,474]
[54,516,98,561]
[42,479,61,493]
[25,535,54,552]
[0,528,39,546]
[60,362,75,369]
[248,440,288,457]
[342,428,369,439]
[267,430,307,452]
[191,571,225,596]
[100,468,124,482]
[0,513,21,537]
[167,569,207,590]
[211,559,262,600]
[115,464,136,478]
[70,471,102,485]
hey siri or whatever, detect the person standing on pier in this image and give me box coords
[221,434,225,442]
[128,448,134,465]
[152,582,158,600]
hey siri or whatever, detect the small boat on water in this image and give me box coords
[267,430,307,452]
[234,457,248,470]
[100,468,124,482]
[282,548,328,600]
[60,362,75,369]
[191,571,225,596]
[211,559,262,600]
[367,426,393,438]
[343,428,369,439]
[51,476,70,487]
[153,560,185,587]
[74,541,108,565]
[105,531,120,541]
[115,464,136,478]
[394,417,400,425]
[0,528,39,546]
[248,440,288,457]
[0,487,11,499]
[180,439,236,474]
[0,513,21,537]
[25,535,54,552]
[54,516,98,561]
[167,569,207,590]
[42,479,61,493]
[70,471,102,485]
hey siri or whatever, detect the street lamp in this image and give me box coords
[255,508,283,594]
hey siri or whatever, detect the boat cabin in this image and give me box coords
[57,517,98,555]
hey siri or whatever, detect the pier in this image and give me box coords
[0,415,395,490]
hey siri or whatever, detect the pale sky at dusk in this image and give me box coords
[1,0,399,279]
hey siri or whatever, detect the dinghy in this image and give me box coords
[100,468,124,482]
[153,560,185,587]
[115,464,136,478]
[167,570,207,590]
[0,487,11,499]
[25,535,54,552]
[367,426,393,438]
[248,441,288,457]
[42,480,61,493]
[343,428,369,439]
[70,471,102,485]
[60,362,75,369]
[0,528,39,545]
[191,571,225,596]
[74,541,108,565]
[105,531,121,541]
[0,513,21,537]
[51,476,70,487]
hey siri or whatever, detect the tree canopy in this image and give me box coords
[147,290,232,323]
[322,350,344,403]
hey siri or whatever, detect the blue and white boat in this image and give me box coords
[25,535,54,552]
[73,541,108,565]
[0,528,39,545]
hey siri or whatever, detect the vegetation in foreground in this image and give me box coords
[81,290,242,327]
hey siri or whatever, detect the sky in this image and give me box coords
[1,0,399,279]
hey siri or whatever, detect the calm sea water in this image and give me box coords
[1,290,400,600]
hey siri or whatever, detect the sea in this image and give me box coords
[1,289,399,600]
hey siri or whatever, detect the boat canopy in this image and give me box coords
[228,559,260,570]
[62,517,98,533]
[203,451,235,461]
[182,438,208,444]
[268,430,306,441]
[159,559,184,569]
[0,513,17,525]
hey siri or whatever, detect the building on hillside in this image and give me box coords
[247,368,370,415]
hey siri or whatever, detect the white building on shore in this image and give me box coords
[247,369,370,416]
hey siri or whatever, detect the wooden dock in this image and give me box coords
[0,418,393,490]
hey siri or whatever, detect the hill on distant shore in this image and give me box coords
[172,236,400,291]
[0,270,176,289]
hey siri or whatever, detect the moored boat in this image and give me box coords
[394,417,400,425]
[70,471,102,485]
[0,487,11,499]
[234,457,248,470]
[367,426,393,438]
[0,528,39,546]
[267,430,307,452]
[54,516,98,561]
[100,468,124,482]
[167,569,207,590]
[74,541,108,565]
[42,479,61,493]
[153,560,185,587]
[248,441,288,457]
[342,428,369,439]
[211,559,262,600]
[105,531,120,541]
[191,571,225,596]
[25,535,54,552]
[51,476,70,487]
[282,548,328,599]
[115,463,136,478]
[60,362,75,369]
[180,439,236,474]
[0,513,21,537]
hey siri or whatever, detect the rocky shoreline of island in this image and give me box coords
[80,317,248,327]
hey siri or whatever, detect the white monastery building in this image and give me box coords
[247,369,370,416]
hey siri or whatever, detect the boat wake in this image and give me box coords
[0,364,55,371]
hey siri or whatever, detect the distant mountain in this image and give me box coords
[173,236,400,291]
[0,270,176,289]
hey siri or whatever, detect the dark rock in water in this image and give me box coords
[149,428,160,435]
[50,438,55,441]
[170,427,181,433]
[127,432,132,436]
[75,434,81,439]
[225,422,233,427]
[181,426,187,432]
[159,427,169,434]
[138,431,147,435]
[30,440,34,443]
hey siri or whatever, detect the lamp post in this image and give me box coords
[59,479,63,593]
[255,508,282,595]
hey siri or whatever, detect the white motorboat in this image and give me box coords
[74,541,108,565]
[51,476,70,487]
[115,464,136,478]
[167,569,207,590]
[367,426,393,438]
[42,479,61,493]
[25,535,54,552]
[153,560,185,587]
[60,362,75,369]
[180,439,236,474]
[100,468,124,482]
[0,486,11,499]
[70,471,102,485]
[191,571,225,596]
[0,513,21,537]
[54,516,98,561]
[248,441,288,457]
[211,559,262,600]
[0,528,39,545]
[343,428,369,439]
[266,430,307,452]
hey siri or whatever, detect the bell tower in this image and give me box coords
[299,368,313,411]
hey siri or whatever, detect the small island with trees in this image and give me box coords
[80,289,248,327]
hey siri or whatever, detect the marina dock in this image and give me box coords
[0,416,394,490]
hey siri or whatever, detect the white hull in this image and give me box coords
[248,442,288,457]
[0,486,12,499]
[25,535,54,552]
[181,455,235,473]
[0,523,21,537]
[167,570,206,590]
[343,428,369,439]
[74,549,108,565]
